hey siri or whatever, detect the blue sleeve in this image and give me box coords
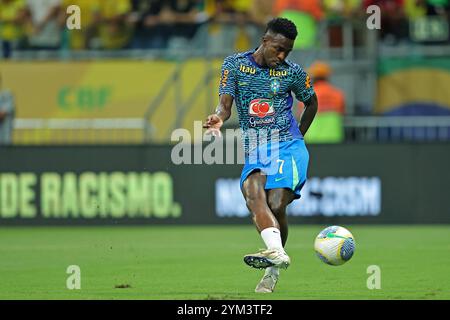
[291,66,315,103]
[218,55,237,98]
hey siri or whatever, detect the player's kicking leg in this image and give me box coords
[254,188,295,293]
[267,188,295,247]
[242,171,291,272]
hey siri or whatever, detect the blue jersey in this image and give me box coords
[219,50,315,155]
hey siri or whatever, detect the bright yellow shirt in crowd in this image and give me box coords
[0,0,26,41]
[63,0,98,49]
[95,0,131,49]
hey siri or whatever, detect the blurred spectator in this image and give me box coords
[227,0,281,49]
[206,0,239,23]
[323,0,363,19]
[59,0,98,50]
[26,0,62,49]
[322,0,364,48]
[129,0,205,50]
[224,0,257,51]
[2,0,448,53]
[404,0,427,19]
[164,0,206,49]
[92,0,132,50]
[233,0,277,52]
[273,0,324,20]
[363,0,409,44]
[0,73,15,145]
[273,0,324,48]
[249,0,275,26]
[0,0,29,58]
[128,0,167,49]
[302,61,346,143]
[201,0,257,53]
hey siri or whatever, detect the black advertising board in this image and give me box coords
[0,143,449,225]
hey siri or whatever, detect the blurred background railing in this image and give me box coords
[1,0,450,145]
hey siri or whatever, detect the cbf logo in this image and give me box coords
[270,79,281,96]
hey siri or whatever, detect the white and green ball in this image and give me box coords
[314,226,355,266]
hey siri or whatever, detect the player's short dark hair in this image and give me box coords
[265,17,298,40]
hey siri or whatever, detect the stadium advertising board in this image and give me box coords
[216,177,382,218]
[0,171,180,220]
[0,144,449,224]
[0,146,186,224]
[0,60,223,144]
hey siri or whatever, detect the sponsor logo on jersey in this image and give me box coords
[239,65,256,74]
[249,98,275,118]
[305,75,311,89]
[249,116,276,127]
[270,69,288,77]
[221,69,229,88]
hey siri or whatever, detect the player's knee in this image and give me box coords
[268,197,286,217]
[245,194,270,217]
[245,196,261,212]
[243,186,265,211]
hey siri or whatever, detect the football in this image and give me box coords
[314,226,356,266]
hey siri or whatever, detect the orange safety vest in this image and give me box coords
[301,80,346,143]
[311,80,345,114]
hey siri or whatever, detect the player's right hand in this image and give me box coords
[203,114,223,137]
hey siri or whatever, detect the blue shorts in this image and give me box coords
[240,139,309,199]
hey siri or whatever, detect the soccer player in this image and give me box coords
[203,17,318,293]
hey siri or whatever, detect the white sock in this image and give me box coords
[260,227,284,251]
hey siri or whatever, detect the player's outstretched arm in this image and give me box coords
[203,94,234,136]
[299,93,318,136]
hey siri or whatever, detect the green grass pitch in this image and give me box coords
[0,225,449,300]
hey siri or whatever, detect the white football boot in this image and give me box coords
[243,248,290,269]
